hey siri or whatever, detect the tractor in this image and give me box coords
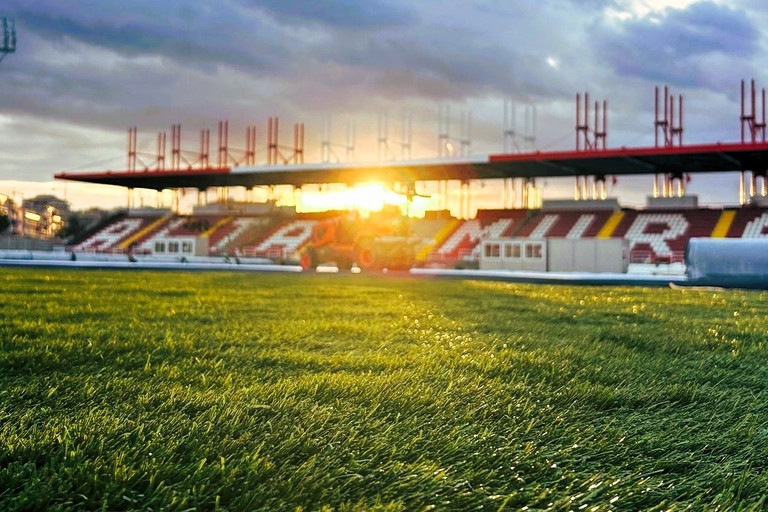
[300,206,419,271]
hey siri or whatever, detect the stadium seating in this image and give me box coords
[565,213,596,238]
[240,219,317,259]
[209,217,269,255]
[731,209,768,238]
[134,218,187,253]
[165,215,224,237]
[624,212,690,262]
[428,210,528,263]
[605,209,723,263]
[69,205,768,265]
[542,211,613,238]
[529,214,558,238]
[426,207,737,265]
[72,216,150,253]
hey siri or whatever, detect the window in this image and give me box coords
[525,243,543,259]
[182,241,193,253]
[154,242,165,253]
[484,243,500,258]
[168,241,180,253]
[506,243,521,259]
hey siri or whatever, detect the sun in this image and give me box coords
[295,182,434,217]
[296,182,403,215]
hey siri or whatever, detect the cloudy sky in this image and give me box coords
[1,0,767,213]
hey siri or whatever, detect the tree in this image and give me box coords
[57,213,84,240]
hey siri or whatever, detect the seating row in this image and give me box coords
[69,207,768,264]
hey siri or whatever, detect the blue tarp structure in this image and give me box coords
[686,238,768,289]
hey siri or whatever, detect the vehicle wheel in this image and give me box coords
[357,247,376,270]
[300,249,317,270]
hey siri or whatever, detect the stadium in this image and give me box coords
[3,83,768,510]
[3,5,768,511]
[4,81,763,288]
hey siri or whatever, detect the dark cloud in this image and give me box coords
[1,0,764,189]
[246,0,414,28]
[336,32,563,101]
[4,0,296,74]
[0,0,315,133]
[1,0,566,127]
[592,1,759,89]
[0,0,597,184]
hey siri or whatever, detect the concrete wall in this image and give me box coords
[542,198,620,211]
[0,235,55,251]
[646,195,699,209]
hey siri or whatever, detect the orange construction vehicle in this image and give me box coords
[300,207,418,271]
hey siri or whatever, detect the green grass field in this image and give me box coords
[1,268,767,511]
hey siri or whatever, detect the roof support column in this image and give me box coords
[459,180,470,219]
[758,171,768,197]
[523,178,541,209]
[522,179,529,210]
[439,180,448,211]
[596,177,607,200]
[502,178,517,209]
[739,172,747,205]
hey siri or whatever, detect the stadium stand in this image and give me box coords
[426,207,752,265]
[426,210,528,264]
[430,220,487,261]
[411,218,456,263]
[610,209,723,263]
[209,217,270,255]
[73,216,149,253]
[566,214,596,238]
[730,209,768,238]
[543,211,613,238]
[68,205,768,266]
[165,215,226,237]
[120,214,175,250]
[240,219,317,260]
[133,217,186,253]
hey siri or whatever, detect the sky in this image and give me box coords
[1,0,767,215]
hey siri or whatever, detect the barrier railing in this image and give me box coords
[629,250,685,264]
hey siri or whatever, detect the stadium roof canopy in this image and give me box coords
[55,141,768,191]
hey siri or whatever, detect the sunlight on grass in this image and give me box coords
[1,269,767,510]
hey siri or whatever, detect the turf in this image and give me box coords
[1,268,767,511]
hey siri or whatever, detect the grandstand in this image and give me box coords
[63,200,768,270]
[38,81,768,274]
